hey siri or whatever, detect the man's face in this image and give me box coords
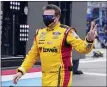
[43,9,59,26]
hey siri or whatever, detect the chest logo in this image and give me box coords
[38,42,44,44]
[43,47,58,53]
[52,32,61,39]
[53,32,61,35]
[39,32,46,40]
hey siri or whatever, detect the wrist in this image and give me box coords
[86,37,94,43]
[18,69,24,75]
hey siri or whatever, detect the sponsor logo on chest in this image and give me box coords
[38,42,44,44]
[39,32,46,41]
[52,32,61,39]
[43,47,58,53]
[39,47,58,53]
[53,32,61,35]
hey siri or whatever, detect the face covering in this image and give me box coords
[42,15,55,26]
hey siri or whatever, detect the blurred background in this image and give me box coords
[87,2,107,49]
[0,1,107,86]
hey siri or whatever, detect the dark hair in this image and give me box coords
[43,4,61,16]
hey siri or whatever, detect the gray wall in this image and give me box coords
[26,2,48,53]
[71,2,87,60]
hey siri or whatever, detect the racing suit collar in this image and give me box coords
[47,22,60,31]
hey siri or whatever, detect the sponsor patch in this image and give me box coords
[39,32,46,40]
[43,47,58,53]
[52,36,59,39]
[71,31,80,39]
[38,42,44,44]
[86,44,92,49]
[53,32,61,35]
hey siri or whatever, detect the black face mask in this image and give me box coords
[42,15,55,26]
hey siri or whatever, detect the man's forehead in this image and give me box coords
[43,10,55,15]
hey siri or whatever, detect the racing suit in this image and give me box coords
[17,22,94,86]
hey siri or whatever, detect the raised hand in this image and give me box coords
[86,21,97,42]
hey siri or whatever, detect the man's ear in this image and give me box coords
[57,15,60,20]
[55,15,60,22]
[54,16,58,22]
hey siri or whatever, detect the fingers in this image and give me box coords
[13,76,17,84]
[90,24,97,34]
[88,31,94,38]
[93,24,97,36]
[87,29,95,41]
[13,75,18,84]
[90,30,95,37]
[87,23,98,41]
[90,21,96,31]
[15,76,21,84]
[13,74,21,84]
[93,24,97,31]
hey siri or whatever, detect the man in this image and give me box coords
[13,4,97,86]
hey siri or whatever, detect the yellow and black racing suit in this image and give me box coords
[17,22,94,86]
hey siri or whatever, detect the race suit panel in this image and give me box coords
[17,22,94,86]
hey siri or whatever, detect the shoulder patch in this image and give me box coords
[71,30,80,39]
